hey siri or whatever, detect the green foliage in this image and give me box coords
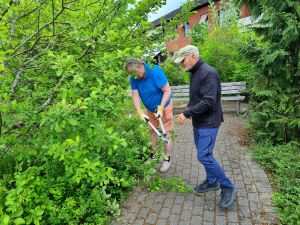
[149,176,193,193]
[234,0,300,144]
[0,0,172,224]
[160,58,189,85]
[234,2,300,224]
[191,0,257,82]
[252,143,300,225]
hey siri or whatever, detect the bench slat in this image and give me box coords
[221,82,246,86]
[222,90,245,94]
[172,98,189,102]
[221,86,246,91]
[171,85,189,90]
[221,96,245,101]
[172,93,189,97]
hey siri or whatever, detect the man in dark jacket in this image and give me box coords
[174,45,237,208]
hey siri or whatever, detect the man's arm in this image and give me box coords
[183,73,218,118]
[132,90,141,110]
[160,83,172,107]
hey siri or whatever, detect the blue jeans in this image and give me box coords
[193,127,233,189]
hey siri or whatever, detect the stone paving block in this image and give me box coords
[156,218,168,225]
[239,206,251,219]
[227,210,238,223]
[215,215,226,225]
[192,205,203,216]
[133,219,145,225]
[202,221,214,225]
[237,196,249,207]
[180,209,192,222]
[175,195,185,204]
[215,206,227,216]
[146,213,158,224]
[138,207,150,219]
[163,198,174,208]
[160,207,171,219]
[240,218,253,225]
[203,210,214,222]
[168,214,180,225]
[191,215,202,225]
[178,221,189,225]
[171,204,182,214]
[183,200,194,210]
[152,202,163,213]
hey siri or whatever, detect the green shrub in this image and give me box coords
[191,1,258,82]
[252,143,300,225]
[160,58,189,85]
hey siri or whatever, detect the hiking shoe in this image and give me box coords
[194,180,220,193]
[219,187,238,208]
[160,160,171,172]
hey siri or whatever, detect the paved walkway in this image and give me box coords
[112,113,278,225]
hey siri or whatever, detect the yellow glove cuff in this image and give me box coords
[157,105,164,112]
[136,108,144,115]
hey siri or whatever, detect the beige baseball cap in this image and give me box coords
[174,45,199,64]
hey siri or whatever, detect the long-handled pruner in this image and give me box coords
[144,117,170,145]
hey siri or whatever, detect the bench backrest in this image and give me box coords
[171,82,246,102]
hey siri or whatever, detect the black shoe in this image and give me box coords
[219,187,237,208]
[194,180,220,193]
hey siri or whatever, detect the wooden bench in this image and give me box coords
[171,82,246,114]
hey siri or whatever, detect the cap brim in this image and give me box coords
[174,56,185,64]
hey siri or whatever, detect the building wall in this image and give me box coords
[166,1,251,54]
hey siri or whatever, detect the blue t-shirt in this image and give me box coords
[130,63,171,112]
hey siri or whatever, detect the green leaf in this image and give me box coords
[13,218,25,225]
[68,118,78,126]
[1,215,10,225]
[55,123,62,133]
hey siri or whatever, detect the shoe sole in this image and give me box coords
[160,165,171,173]
[194,186,220,194]
[219,187,238,208]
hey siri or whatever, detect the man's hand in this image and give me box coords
[178,113,187,125]
[155,105,164,119]
[137,109,149,122]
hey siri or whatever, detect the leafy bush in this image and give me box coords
[191,1,257,82]
[252,143,300,225]
[160,58,189,85]
[0,0,170,224]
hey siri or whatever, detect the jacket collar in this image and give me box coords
[188,59,204,74]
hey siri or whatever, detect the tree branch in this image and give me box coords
[9,2,66,57]
[10,52,44,99]
[0,0,13,23]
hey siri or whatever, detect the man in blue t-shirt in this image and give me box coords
[124,58,173,172]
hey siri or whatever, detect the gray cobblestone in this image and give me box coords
[111,114,277,225]
[203,210,214,222]
[138,207,149,219]
[168,214,180,225]
[151,202,162,213]
[216,215,226,225]
[227,210,239,223]
[191,216,202,225]
[160,207,171,219]
[171,204,182,214]
[156,218,168,225]
[146,213,158,224]
[180,209,192,221]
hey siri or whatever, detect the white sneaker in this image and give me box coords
[160,160,171,172]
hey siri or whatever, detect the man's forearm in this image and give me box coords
[160,90,171,107]
[132,91,141,110]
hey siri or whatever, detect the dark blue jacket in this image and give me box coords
[183,59,224,128]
